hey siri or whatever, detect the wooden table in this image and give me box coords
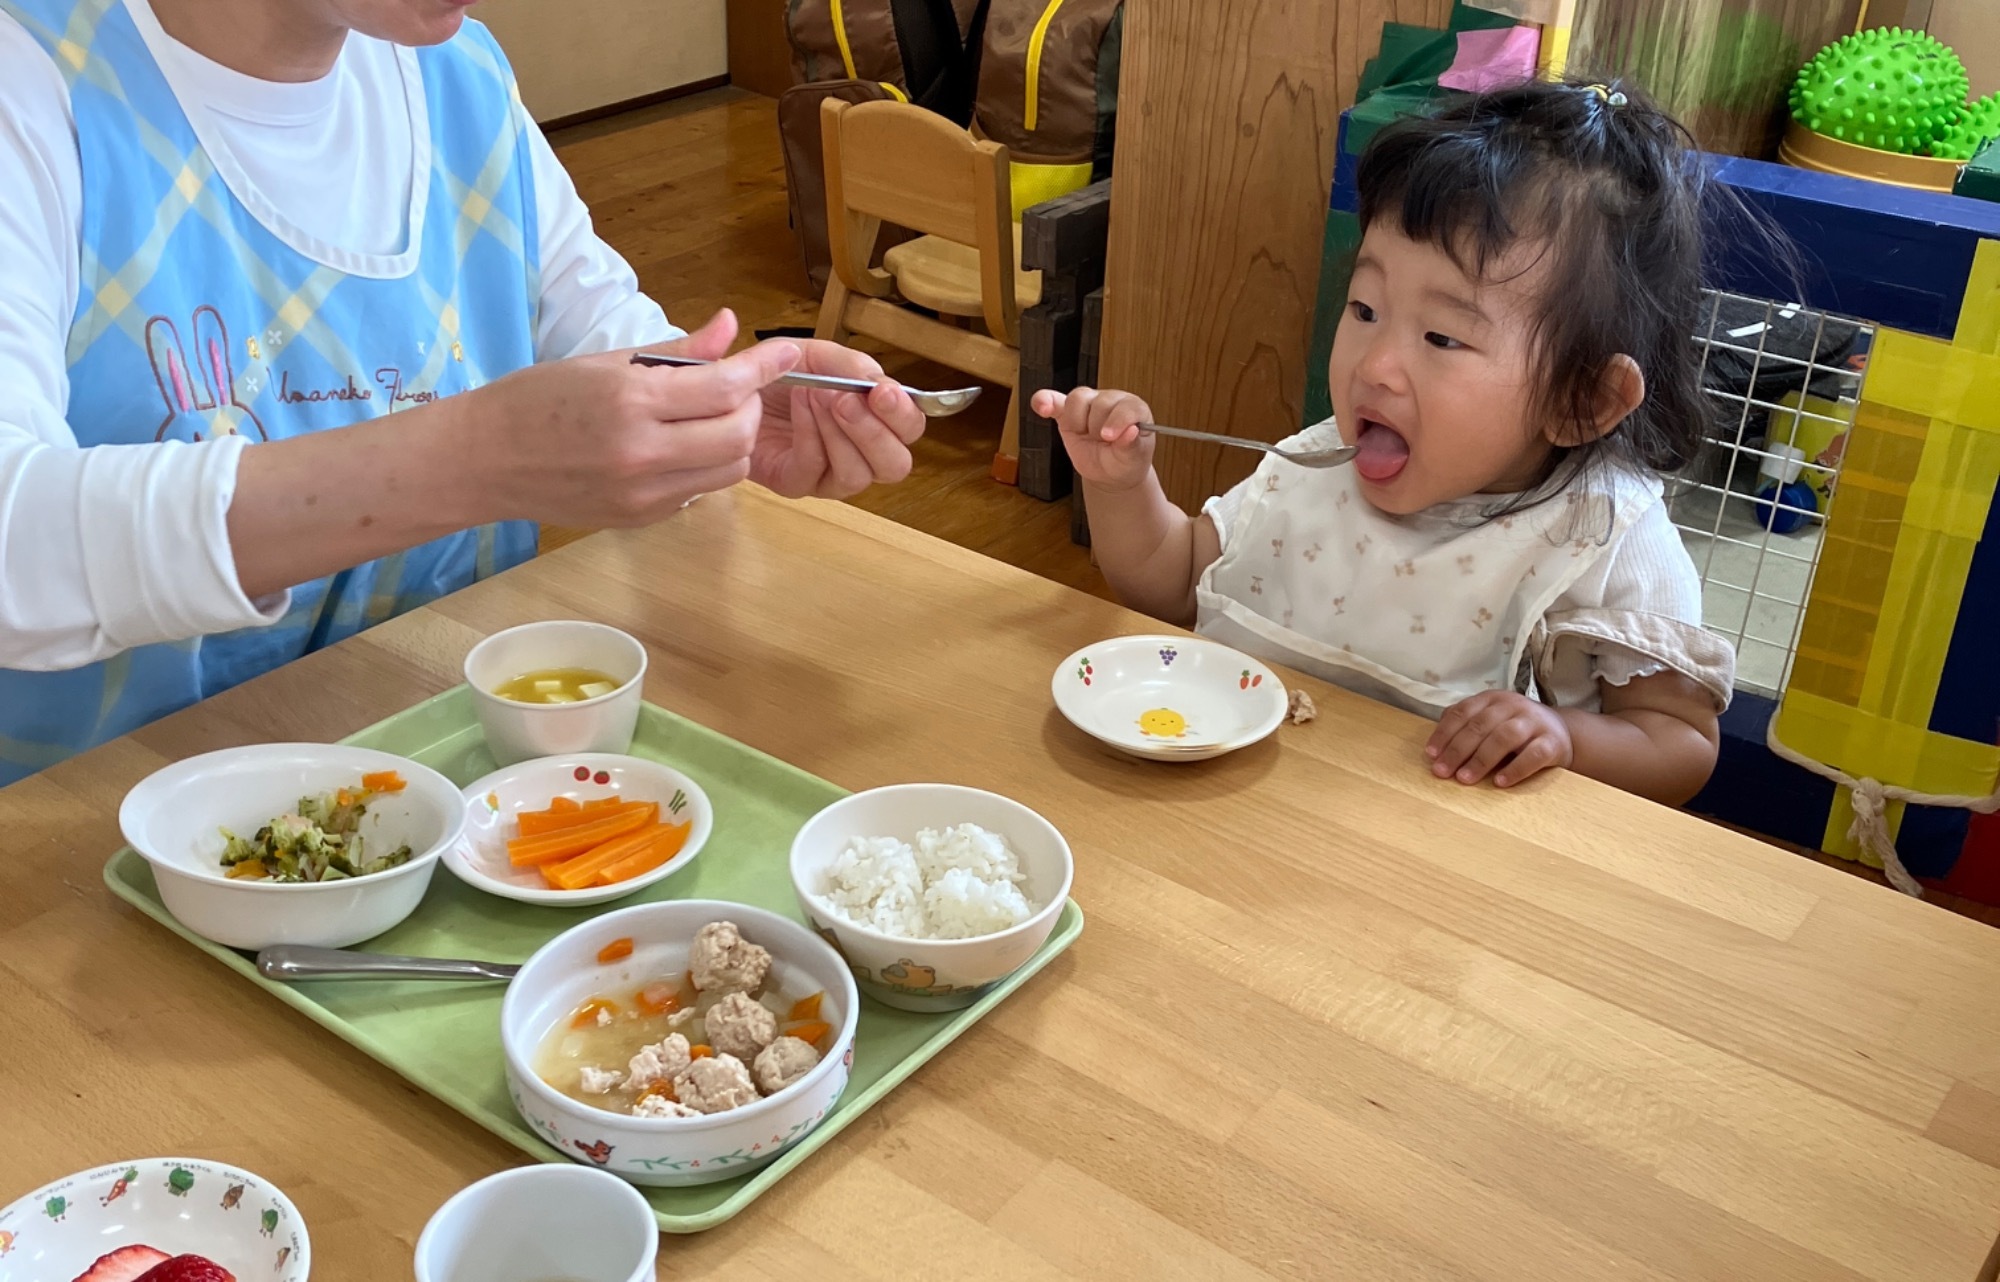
[5,490,2000,1280]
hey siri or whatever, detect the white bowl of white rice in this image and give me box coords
[789,784,1073,1012]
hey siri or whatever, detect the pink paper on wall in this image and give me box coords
[1438,26,1542,94]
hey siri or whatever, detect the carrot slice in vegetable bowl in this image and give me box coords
[788,992,824,1023]
[786,1020,831,1049]
[360,770,406,793]
[597,937,634,964]
[636,982,682,1015]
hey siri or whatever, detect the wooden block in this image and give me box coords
[1033,261,1107,317]
[1081,286,1105,362]
[1019,305,1083,376]
[1021,180,1113,274]
[1017,351,1078,502]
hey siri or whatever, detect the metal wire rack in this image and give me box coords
[1668,289,1871,698]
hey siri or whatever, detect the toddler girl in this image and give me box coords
[1039,79,1733,803]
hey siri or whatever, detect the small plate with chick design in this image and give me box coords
[1051,635,1287,762]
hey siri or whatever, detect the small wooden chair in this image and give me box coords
[815,97,1042,484]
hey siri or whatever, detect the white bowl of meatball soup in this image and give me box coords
[501,899,859,1188]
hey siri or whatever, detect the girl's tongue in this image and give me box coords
[1355,421,1410,483]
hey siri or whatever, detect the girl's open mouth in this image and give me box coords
[1354,419,1411,483]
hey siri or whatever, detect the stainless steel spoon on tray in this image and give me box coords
[1137,422,1358,469]
[629,352,983,419]
[257,944,518,983]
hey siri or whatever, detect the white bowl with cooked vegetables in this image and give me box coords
[502,899,859,1188]
[119,744,465,950]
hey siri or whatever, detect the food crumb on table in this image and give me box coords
[1287,690,1317,724]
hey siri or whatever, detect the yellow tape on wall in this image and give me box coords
[1778,238,2000,863]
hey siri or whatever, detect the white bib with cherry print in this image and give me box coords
[1195,419,1663,720]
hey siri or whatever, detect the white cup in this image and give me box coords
[414,1164,659,1282]
[464,621,647,766]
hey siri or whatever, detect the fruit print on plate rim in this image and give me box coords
[1050,635,1288,763]
[0,1157,309,1282]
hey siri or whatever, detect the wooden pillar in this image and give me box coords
[1097,0,1450,513]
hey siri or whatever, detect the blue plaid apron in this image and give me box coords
[0,0,541,784]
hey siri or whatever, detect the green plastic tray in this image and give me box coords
[102,686,1083,1233]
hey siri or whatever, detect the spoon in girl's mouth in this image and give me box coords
[1353,420,1411,483]
[1132,422,1358,469]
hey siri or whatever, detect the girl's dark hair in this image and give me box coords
[1355,77,1710,493]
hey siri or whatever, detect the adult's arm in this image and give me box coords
[0,22,784,668]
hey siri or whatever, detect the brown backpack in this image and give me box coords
[973,0,1122,218]
[781,0,990,292]
[787,0,986,119]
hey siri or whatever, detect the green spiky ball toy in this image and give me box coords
[1789,27,1970,155]
[1935,93,2000,162]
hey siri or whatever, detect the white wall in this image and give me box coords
[1931,0,2000,99]
[474,0,727,122]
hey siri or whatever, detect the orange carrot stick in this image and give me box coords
[591,821,692,886]
[583,795,623,811]
[548,796,581,813]
[517,800,643,837]
[545,825,665,891]
[507,804,656,867]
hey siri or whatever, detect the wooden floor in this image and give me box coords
[544,87,1104,599]
[544,87,2000,927]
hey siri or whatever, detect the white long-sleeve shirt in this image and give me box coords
[0,1,677,671]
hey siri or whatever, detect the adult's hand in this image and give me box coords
[473,310,801,527]
[227,310,795,600]
[747,340,926,499]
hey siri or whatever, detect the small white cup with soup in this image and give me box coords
[465,621,647,766]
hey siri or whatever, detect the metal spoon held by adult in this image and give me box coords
[629,352,983,418]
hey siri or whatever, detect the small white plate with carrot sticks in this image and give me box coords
[448,754,713,906]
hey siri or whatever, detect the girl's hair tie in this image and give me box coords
[1585,83,1629,108]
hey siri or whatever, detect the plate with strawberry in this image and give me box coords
[0,1158,306,1282]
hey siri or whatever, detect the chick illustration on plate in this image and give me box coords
[1137,708,1190,739]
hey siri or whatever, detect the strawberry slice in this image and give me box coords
[134,1257,236,1282]
[72,1245,170,1282]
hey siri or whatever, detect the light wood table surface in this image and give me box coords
[5,489,2000,1281]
